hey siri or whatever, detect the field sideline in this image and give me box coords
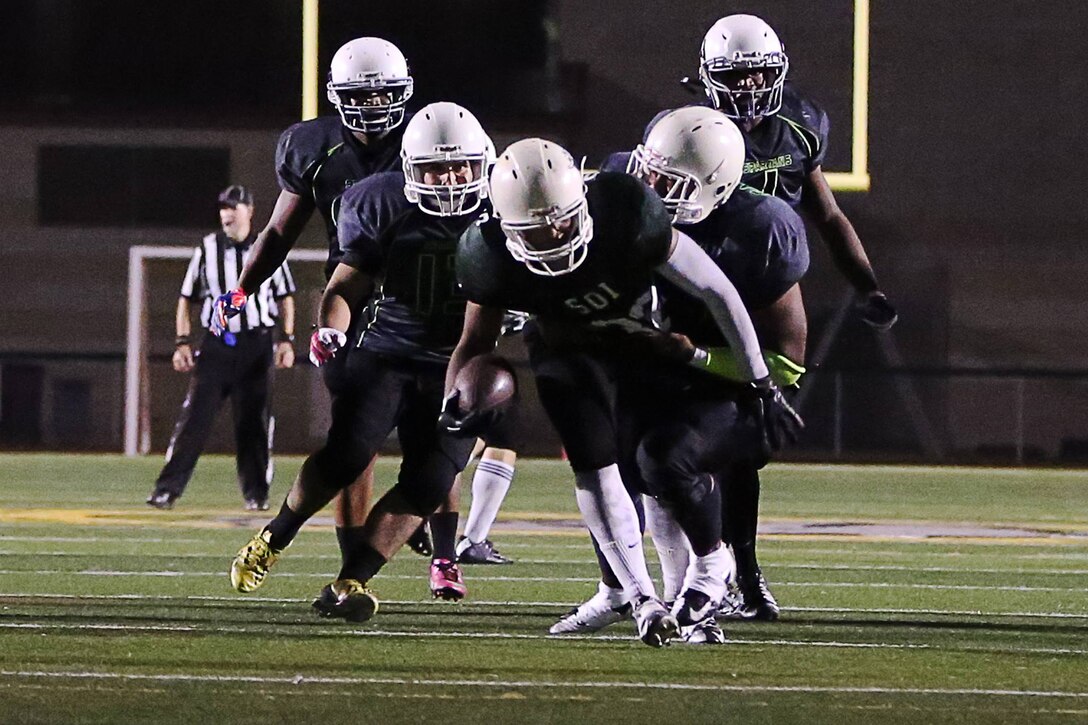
[0,453,1085,724]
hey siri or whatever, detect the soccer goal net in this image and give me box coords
[124,245,329,456]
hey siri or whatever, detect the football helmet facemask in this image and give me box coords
[401,102,491,216]
[699,15,789,120]
[628,106,745,224]
[488,139,593,277]
[327,37,414,134]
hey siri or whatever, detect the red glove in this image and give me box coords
[309,328,348,367]
[210,287,248,341]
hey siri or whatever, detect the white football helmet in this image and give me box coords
[628,107,745,224]
[401,102,491,216]
[489,139,594,277]
[699,15,789,120]
[326,37,414,134]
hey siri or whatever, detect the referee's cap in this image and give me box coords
[217,184,254,208]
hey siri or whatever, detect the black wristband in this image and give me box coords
[175,335,192,348]
[277,332,296,344]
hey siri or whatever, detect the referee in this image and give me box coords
[147,185,297,511]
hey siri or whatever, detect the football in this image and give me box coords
[452,353,518,414]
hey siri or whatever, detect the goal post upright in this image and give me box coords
[124,245,327,457]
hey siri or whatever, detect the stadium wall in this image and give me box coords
[2,0,1087,460]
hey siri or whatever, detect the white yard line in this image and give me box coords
[0,570,1084,593]
[1,669,1086,699]
[0,536,206,544]
[0,621,1085,657]
[3,551,1087,576]
[2,593,1087,620]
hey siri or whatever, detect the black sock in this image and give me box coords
[265,501,308,550]
[430,511,459,561]
[338,542,388,583]
[335,526,368,565]
[671,474,723,557]
[722,462,761,576]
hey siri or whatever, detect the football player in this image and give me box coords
[444,138,800,647]
[207,37,432,575]
[451,319,526,566]
[229,102,493,620]
[667,14,895,329]
[668,14,890,617]
[550,107,809,640]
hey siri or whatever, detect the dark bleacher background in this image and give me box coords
[2,0,1087,463]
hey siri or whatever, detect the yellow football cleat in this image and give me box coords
[311,579,380,623]
[230,528,281,593]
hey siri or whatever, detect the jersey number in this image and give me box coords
[415,251,464,316]
[564,282,621,315]
[756,169,780,196]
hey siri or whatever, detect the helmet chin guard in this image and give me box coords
[401,102,492,217]
[500,199,593,277]
[489,138,595,276]
[327,37,414,134]
[631,106,745,223]
[698,14,789,121]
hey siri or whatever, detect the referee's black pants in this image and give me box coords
[154,329,274,502]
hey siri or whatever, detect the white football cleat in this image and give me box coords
[549,582,630,635]
[680,617,726,645]
[671,587,719,627]
[633,596,680,648]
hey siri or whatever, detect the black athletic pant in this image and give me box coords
[154,329,274,501]
[309,348,476,516]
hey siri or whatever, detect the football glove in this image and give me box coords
[210,287,248,345]
[436,391,502,439]
[309,327,347,367]
[737,376,804,468]
[860,291,898,331]
[500,310,531,337]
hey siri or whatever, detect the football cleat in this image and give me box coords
[312,579,380,623]
[407,522,433,558]
[243,498,269,512]
[671,587,718,627]
[719,569,780,621]
[681,617,726,645]
[633,596,680,648]
[429,558,467,601]
[718,581,746,620]
[456,536,514,565]
[146,490,177,510]
[229,528,281,593]
[549,583,630,635]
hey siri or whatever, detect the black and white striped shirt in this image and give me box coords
[180,231,296,333]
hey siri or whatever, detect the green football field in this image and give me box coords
[0,453,1086,724]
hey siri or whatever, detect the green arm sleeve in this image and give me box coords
[694,346,806,388]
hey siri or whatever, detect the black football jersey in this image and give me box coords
[338,171,480,364]
[664,188,809,346]
[276,115,408,278]
[644,85,829,209]
[597,152,808,345]
[456,172,673,345]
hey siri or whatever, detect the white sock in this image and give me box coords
[643,495,690,603]
[682,544,730,603]
[574,464,657,603]
[462,458,515,543]
[592,580,627,609]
